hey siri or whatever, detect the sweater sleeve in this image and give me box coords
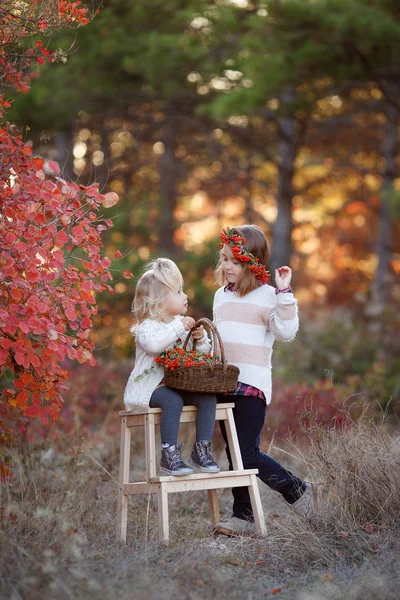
[268,291,299,342]
[136,318,186,356]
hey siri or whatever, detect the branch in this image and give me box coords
[295,173,332,195]
[351,43,400,112]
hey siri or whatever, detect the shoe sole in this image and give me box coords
[213,525,256,538]
[289,482,318,518]
[159,466,192,476]
[188,457,220,473]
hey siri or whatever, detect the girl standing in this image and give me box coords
[213,225,314,536]
[124,258,220,476]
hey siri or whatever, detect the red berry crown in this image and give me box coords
[220,227,270,284]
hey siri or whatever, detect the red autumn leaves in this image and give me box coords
[58,1,90,25]
[1,2,91,94]
[0,101,118,426]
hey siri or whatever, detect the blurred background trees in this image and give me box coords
[5,0,400,424]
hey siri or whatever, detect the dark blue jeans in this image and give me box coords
[218,395,306,521]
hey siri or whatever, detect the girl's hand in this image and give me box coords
[275,266,292,290]
[181,316,196,331]
[191,325,205,340]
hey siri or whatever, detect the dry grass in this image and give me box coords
[311,419,400,526]
[255,418,400,574]
[1,417,400,600]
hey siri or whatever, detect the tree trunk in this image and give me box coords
[159,107,179,256]
[54,128,75,182]
[270,94,298,276]
[372,83,399,304]
[98,122,112,192]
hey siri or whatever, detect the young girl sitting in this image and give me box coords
[124,258,220,476]
[213,225,314,536]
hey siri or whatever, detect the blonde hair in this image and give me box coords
[132,258,183,327]
[215,224,270,296]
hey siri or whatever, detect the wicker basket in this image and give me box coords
[163,318,239,393]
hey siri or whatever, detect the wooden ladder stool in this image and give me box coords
[116,402,266,543]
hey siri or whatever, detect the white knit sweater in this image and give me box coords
[123,317,210,411]
[213,285,299,404]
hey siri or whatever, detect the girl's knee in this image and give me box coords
[168,396,184,412]
[242,450,260,469]
[150,387,184,410]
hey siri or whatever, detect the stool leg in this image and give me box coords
[145,413,157,480]
[248,474,266,536]
[207,489,220,527]
[157,484,169,543]
[224,408,244,470]
[116,417,131,543]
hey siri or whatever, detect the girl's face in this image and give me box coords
[222,244,245,285]
[163,286,188,320]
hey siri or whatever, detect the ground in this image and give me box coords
[3,423,400,600]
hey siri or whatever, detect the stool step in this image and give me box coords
[150,469,258,483]
[124,470,259,494]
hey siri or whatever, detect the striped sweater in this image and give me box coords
[213,285,299,404]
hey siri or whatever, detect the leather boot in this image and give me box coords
[160,444,192,476]
[189,441,220,473]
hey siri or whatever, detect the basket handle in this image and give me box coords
[182,317,226,365]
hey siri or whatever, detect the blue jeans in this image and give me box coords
[218,395,305,521]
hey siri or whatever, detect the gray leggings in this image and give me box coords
[149,386,217,446]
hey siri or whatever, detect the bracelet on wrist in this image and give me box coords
[275,286,292,295]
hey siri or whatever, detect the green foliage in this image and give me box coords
[207,0,400,117]
[12,0,216,125]
[382,184,400,219]
[274,309,400,412]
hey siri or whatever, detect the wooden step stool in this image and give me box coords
[116,402,266,543]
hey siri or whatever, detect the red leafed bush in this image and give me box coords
[0,98,118,458]
[0,2,121,470]
[21,360,128,448]
[0,1,92,94]
[265,377,368,443]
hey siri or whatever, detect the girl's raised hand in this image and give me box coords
[275,266,292,290]
[191,325,205,340]
[181,316,196,331]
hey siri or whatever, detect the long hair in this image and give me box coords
[132,258,183,328]
[215,225,270,296]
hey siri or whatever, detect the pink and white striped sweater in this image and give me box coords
[213,285,299,404]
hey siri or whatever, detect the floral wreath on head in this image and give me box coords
[219,227,270,284]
